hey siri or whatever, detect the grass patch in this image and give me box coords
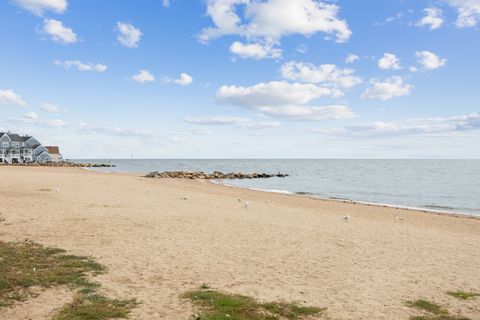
[53,294,138,320]
[446,291,480,301]
[0,240,138,319]
[183,288,325,320]
[0,241,103,307]
[405,300,449,315]
[405,299,471,320]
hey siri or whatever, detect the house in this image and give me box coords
[45,146,63,162]
[0,132,52,164]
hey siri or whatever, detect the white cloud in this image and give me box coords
[40,102,61,113]
[318,113,480,138]
[132,70,155,83]
[345,54,359,64]
[0,89,27,107]
[216,81,355,121]
[199,0,351,45]
[163,0,170,7]
[12,0,67,16]
[443,0,480,28]
[362,76,412,101]
[54,60,107,72]
[174,73,193,85]
[378,53,401,70]
[185,116,282,129]
[185,115,250,126]
[254,105,357,121]
[217,81,342,108]
[416,7,444,30]
[23,111,39,120]
[41,19,77,44]
[191,128,213,135]
[116,22,142,48]
[415,51,447,70]
[280,61,362,88]
[230,41,282,59]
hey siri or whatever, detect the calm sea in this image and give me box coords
[75,159,480,216]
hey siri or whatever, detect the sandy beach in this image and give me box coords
[0,166,479,320]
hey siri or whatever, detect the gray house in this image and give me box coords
[0,132,52,164]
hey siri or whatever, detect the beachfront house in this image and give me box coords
[46,146,63,162]
[0,132,53,164]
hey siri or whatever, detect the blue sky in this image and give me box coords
[0,0,479,158]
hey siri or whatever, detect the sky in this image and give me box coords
[0,0,479,159]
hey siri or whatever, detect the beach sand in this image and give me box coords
[0,166,479,319]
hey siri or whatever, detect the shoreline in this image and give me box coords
[211,179,480,220]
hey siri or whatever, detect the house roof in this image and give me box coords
[46,146,60,154]
[6,133,31,142]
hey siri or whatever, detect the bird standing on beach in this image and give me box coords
[244,202,249,208]
[342,214,351,222]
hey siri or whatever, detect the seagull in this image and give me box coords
[395,216,405,221]
[342,214,351,222]
[181,196,189,200]
[55,188,60,193]
[244,202,249,208]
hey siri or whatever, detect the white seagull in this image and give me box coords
[342,214,351,222]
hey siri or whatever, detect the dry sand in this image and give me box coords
[0,166,479,320]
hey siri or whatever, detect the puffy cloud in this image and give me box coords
[116,22,142,48]
[216,81,356,121]
[280,61,362,88]
[54,60,107,72]
[163,0,170,7]
[132,70,155,83]
[415,50,447,70]
[217,81,342,109]
[41,19,77,44]
[174,73,193,85]
[230,41,282,59]
[199,0,351,44]
[416,7,444,30]
[11,0,67,16]
[345,54,359,64]
[362,76,412,101]
[378,53,401,70]
[0,89,27,107]
[443,0,480,28]
[11,113,67,127]
[40,102,61,113]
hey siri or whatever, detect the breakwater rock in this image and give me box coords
[146,171,288,180]
[1,161,115,168]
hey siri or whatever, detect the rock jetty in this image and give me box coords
[1,161,115,168]
[146,171,288,180]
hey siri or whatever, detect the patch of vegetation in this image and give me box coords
[53,294,138,320]
[183,288,325,320]
[446,291,480,301]
[0,240,138,319]
[405,300,449,315]
[405,299,471,320]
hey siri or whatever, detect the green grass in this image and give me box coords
[53,294,138,320]
[446,291,480,301]
[0,240,138,319]
[183,288,325,320]
[405,299,471,320]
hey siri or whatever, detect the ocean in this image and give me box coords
[75,159,480,216]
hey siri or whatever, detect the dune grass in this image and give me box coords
[183,287,325,320]
[0,240,137,319]
[446,291,480,301]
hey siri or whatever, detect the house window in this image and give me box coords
[2,142,8,147]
